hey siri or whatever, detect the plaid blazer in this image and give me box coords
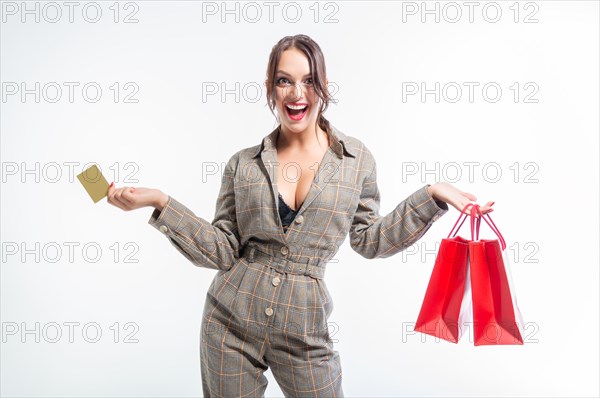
[148,123,449,273]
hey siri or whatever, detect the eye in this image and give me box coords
[276,77,290,85]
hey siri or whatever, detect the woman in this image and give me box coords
[108,34,493,397]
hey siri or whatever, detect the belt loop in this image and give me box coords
[248,247,255,263]
[303,265,312,277]
[303,258,312,276]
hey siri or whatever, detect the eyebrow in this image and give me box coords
[276,71,312,78]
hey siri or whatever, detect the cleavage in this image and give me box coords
[278,192,302,212]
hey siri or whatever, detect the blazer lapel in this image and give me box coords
[253,124,346,240]
[294,146,342,217]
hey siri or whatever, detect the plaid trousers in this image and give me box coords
[149,124,449,397]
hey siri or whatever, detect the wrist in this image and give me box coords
[154,191,169,211]
[427,183,437,199]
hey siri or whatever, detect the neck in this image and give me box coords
[278,123,329,151]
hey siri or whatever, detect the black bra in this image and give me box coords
[278,193,302,232]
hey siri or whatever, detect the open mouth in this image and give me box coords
[285,103,308,121]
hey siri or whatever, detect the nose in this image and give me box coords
[285,83,304,101]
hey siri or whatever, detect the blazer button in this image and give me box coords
[280,246,289,256]
[272,277,281,287]
[265,307,274,316]
[294,215,304,224]
[159,225,168,234]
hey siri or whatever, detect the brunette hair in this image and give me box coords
[265,34,336,143]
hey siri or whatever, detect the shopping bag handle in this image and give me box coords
[472,204,507,251]
[470,203,482,241]
[448,203,480,241]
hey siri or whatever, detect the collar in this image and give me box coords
[251,124,357,159]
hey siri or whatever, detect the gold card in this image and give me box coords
[77,164,110,203]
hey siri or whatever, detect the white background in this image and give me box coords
[1,1,598,397]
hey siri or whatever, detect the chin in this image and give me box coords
[283,119,316,132]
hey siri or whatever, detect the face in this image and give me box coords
[271,48,327,135]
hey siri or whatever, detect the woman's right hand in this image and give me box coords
[107,182,169,212]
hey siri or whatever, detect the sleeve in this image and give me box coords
[349,155,449,259]
[147,152,241,271]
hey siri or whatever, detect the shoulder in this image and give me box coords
[223,144,259,167]
[221,142,264,182]
[331,125,377,166]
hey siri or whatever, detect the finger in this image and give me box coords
[459,202,476,214]
[114,187,127,201]
[115,189,131,206]
[113,187,133,209]
[120,188,135,205]
[107,187,119,206]
[108,192,127,210]
[479,201,495,213]
[108,183,123,203]
[113,195,131,211]
[107,182,116,201]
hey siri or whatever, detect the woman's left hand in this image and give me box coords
[428,182,494,214]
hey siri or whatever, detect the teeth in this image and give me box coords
[286,104,308,110]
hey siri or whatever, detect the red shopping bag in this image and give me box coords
[469,205,525,346]
[414,203,480,343]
